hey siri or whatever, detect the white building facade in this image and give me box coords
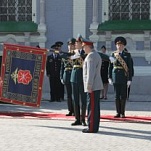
[0,0,151,94]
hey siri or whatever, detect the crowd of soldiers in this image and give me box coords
[46,34,134,133]
[46,34,87,126]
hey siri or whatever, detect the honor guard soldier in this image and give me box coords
[46,44,62,102]
[70,34,87,126]
[60,38,76,116]
[108,36,133,118]
[82,38,103,133]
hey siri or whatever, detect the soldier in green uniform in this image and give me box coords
[108,36,132,118]
[70,34,87,126]
[60,38,76,116]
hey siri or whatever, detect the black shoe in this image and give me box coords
[56,99,61,102]
[49,100,55,102]
[71,120,82,126]
[100,97,104,99]
[66,112,72,116]
[60,98,64,101]
[82,128,90,133]
[81,120,87,126]
[82,128,97,133]
[121,114,125,118]
[114,114,120,118]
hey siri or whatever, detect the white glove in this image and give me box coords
[70,54,80,60]
[108,78,113,85]
[109,56,115,63]
[127,81,131,88]
[61,79,65,85]
[87,85,92,93]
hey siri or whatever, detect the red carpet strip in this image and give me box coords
[0,112,151,122]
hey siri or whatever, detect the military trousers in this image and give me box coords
[71,82,87,122]
[65,83,74,113]
[114,83,127,115]
[87,90,101,133]
[60,83,64,100]
[49,76,61,101]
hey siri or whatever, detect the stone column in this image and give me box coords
[144,31,150,50]
[89,0,99,50]
[105,31,112,51]
[92,0,98,24]
[38,0,47,48]
[24,32,30,46]
[102,0,109,22]
[144,31,151,64]
[73,0,86,37]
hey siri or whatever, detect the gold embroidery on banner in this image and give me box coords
[11,68,18,84]
[2,49,43,103]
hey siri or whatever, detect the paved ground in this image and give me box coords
[0,93,151,151]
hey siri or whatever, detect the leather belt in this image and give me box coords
[65,67,72,71]
[73,65,82,68]
[114,66,123,69]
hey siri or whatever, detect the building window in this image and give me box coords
[109,0,150,20]
[0,0,32,21]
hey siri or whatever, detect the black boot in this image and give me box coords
[66,112,73,116]
[115,99,121,117]
[71,120,82,126]
[67,98,74,115]
[121,99,126,118]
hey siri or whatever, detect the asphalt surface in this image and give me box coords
[0,93,151,151]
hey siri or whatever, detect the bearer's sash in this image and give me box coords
[114,51,129,76]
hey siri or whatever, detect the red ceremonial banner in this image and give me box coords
[0,43,48,107]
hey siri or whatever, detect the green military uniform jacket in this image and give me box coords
[60,53,73,84]
[70,50,85,84]
[109,49,132,84]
